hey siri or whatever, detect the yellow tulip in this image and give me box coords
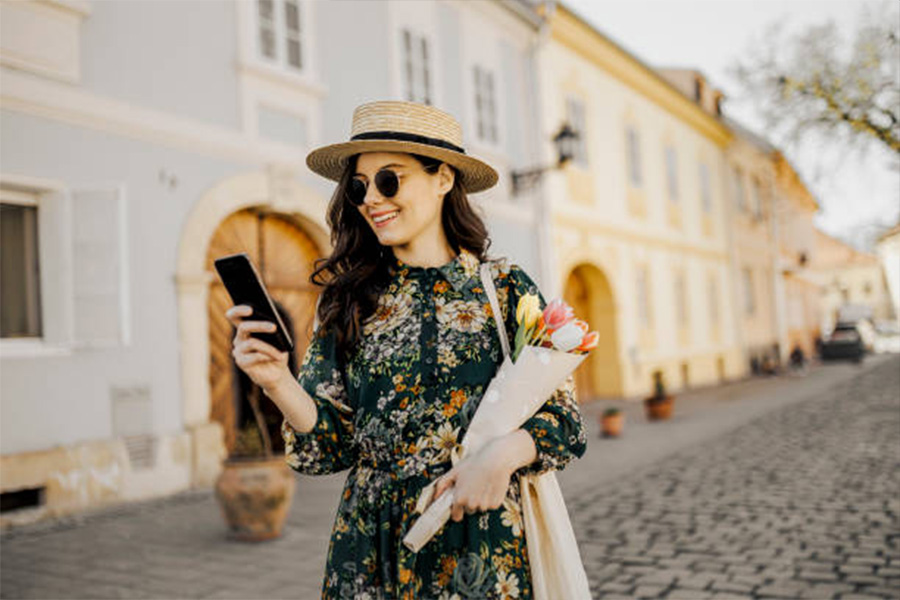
[516,294,542,330]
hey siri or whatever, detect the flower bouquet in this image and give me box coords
[403,295,598,552]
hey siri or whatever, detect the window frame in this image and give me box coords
[565,96,588,168]
[699,162,712,214]
[665,145,678,203]
[733,165,746,212]
[400,27,433,105]
[252,0,310,75]
[0,192,43,341]
[626,125,642,188]
[472,64,500,146]
[0,176,131,359]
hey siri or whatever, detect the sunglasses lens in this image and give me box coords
[375,170,399,198]
[348,178,367,206]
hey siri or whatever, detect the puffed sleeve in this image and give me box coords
[496,261,588,476]
[280,327,357,475]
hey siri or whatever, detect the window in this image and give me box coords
[743,268,755,315]
[733,166,745,211]
[402,29,432,104]
[675,271,687,324]
[565,97,587,166]
[1,201,42,338]
[699,163,711,213]
[665,146,678,202]
[627,126,641,187]
[749,178,762,218]
[255,0,305,72]
[637,267,652,328]
[0,182,130,354]
[708,274,719,328]
[473,66,498,144]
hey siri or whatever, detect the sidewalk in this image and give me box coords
[1,355,894,599]
[560,355,894,497]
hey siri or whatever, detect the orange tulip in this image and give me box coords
[576,331,599,352]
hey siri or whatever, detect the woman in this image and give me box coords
[226,101,586,599]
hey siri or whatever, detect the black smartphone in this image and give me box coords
[214,253,294,353]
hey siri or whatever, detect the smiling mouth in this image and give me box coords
[373,211,399,226]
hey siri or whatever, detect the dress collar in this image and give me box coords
[389,247,481,292]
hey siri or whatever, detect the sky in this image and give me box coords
[563,0,899,250]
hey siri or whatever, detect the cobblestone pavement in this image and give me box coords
[1,356,897,599]
[570,357,900,600]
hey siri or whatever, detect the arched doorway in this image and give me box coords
[563,264,622,402]
[205,208,322,454]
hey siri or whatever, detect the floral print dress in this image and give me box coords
[281,248,587,600]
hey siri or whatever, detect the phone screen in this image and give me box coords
[214,253,294,353]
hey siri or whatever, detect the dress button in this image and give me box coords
[425,357,434,365]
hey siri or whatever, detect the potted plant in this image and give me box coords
[599,408,624,437]
[644,370,674,421]
[214,386,296,541]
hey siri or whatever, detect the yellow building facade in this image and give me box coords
[773,153,822,358]
[814,229,894,332]
[722,121,781,370]
[537,5,742,400]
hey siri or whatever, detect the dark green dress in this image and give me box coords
[281,248,587,600]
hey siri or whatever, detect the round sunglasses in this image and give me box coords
[346,169,400,207]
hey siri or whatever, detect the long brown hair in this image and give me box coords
[310,153,492,360]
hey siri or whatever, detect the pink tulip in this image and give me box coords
[542,298,574,333]
[576,331,599,352]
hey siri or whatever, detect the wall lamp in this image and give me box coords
[510,123,579,196]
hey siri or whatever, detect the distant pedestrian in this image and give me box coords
[789,345,807,375]
[226,101,587,599]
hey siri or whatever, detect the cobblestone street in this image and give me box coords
[571,356,900,600]
[1,356,898,600]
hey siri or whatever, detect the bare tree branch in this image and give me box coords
[730,1,900,157]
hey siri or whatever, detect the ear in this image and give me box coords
[436,163,455,196]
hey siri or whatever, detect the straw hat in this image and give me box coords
[306,100,498,193]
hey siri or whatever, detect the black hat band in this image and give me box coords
[350,131,466,155]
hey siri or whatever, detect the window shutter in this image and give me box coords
[37,190,74,346]
[70,186,130,348]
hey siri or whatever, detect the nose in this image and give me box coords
[362,182,384,208]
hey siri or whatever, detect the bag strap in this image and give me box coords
[480,262,511,360]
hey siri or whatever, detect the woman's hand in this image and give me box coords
[226,304,291,390]
[432,430,537,522]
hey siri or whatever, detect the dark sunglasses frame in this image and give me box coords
[346,169,400,207]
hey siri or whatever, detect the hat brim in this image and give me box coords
[306,140,499,194]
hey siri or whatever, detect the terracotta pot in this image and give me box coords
[644,395,674,421]
[600,413,624,437]
[214,455,296,541]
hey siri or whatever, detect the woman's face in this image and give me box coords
[353,152,454,249]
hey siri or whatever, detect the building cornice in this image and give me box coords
[548,4,732,148]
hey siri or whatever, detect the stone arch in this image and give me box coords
[560,259,623,401]
[175,169,330,485]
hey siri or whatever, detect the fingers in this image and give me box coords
[225,306,277,340]
[433,471,457,500]
[233,338,286,362]
[451,500,466,522]
[234,351,276,368]
[225,304,252,327]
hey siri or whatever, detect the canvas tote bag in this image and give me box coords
[479,262,593,600]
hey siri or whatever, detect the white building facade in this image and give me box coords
[0,0,548,526]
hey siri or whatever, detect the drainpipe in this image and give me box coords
[769,167,789,363]
[723,150,746,377]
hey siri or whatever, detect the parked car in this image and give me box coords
[821,322,865,362]
[873,320,900,354]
